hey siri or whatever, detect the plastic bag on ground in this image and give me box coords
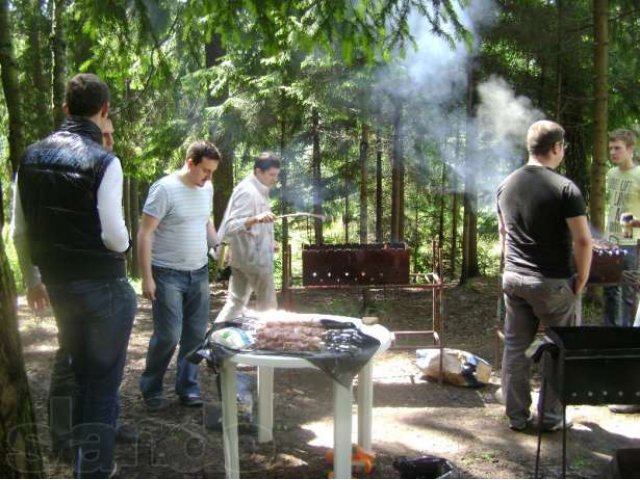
[416,348,492,387]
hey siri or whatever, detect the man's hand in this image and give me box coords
[255,212,276,224]
[142,276,157,301]
[27,284,50,314]
[573,274,588,295]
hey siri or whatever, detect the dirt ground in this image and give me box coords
[17,277,640,479]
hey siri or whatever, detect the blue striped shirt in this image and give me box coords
[144,173,213,270]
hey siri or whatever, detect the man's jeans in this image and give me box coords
[47,277,136,478]
[139,265,210,400]
[48,348,127,456]
[604,245,638,327]
[501,271,576,428]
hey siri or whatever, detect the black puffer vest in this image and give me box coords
[18,116,126,284]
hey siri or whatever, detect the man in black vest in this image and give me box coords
[12,73,136,478]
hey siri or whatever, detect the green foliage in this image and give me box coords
[2,226,24,295]
[4,0,569,287]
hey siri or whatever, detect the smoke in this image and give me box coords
[476,76,544,158]
[370,0,545,206]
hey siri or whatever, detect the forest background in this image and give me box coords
[1,0,640,476]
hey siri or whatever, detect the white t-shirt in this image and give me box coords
[144,173,213,270]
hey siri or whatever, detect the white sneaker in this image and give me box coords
[609,404,640,414]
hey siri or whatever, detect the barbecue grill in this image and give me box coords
[302,242,410,286]
[281,240,445,379]
[589,240,627,283]
[534,326,640,478]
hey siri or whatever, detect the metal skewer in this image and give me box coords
[277,212,325,221]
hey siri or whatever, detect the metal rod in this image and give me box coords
[277,212,325,221]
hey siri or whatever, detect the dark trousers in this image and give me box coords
[604,245,637,327]
[501,271,576,427]
[48,277,136,478]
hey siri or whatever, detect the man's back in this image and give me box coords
[17,117,124,284]
[497,165,585,278]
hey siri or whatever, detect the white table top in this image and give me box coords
[224,314,393,369]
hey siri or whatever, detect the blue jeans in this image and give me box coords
[47,277,136,478]
[604,246,638,327]
[139,265,210,400]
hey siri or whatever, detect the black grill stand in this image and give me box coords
[533,327,640,478]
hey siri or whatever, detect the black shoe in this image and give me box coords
[180,395,204,407]
[144,396,169,411]
[116,425,140,444]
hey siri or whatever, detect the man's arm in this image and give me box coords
[206,219,218,248]
[137,214,161,301]
[222,190,275,237]
[97,158,130,252]
[10,179,49,313]
[566,215,592,294]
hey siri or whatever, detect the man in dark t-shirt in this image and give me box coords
[496,120,592,432]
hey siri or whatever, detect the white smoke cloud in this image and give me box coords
[372,0,547,204]
[476,75,543,150]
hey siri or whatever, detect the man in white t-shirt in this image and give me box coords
[138,140,220,410]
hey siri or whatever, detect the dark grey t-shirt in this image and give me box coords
[497,165,586,278]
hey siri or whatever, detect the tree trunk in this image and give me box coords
[279,90,289,288]
[123,177,132,269]
[27,0,50,140]
[311,107,323,244]
[51,0,66,129]
[437,160,446,249]
[344,193,350,243]
[450,188,459,279]
[205,34,234,229]
[129,178,139,277]
[359,123,369,244]
[0,0,26,178]
[0,236,44,478]
[391,105,404,242]
[590,0,608,232]
[375,132,383,242]
[461,66,480,282]
[449,125,463,278]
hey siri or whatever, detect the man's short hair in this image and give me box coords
[186,140,221,165]
[254,151,281,172]
[65,73,110,117]
[609,129,637,148]
[526,120,565,156]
